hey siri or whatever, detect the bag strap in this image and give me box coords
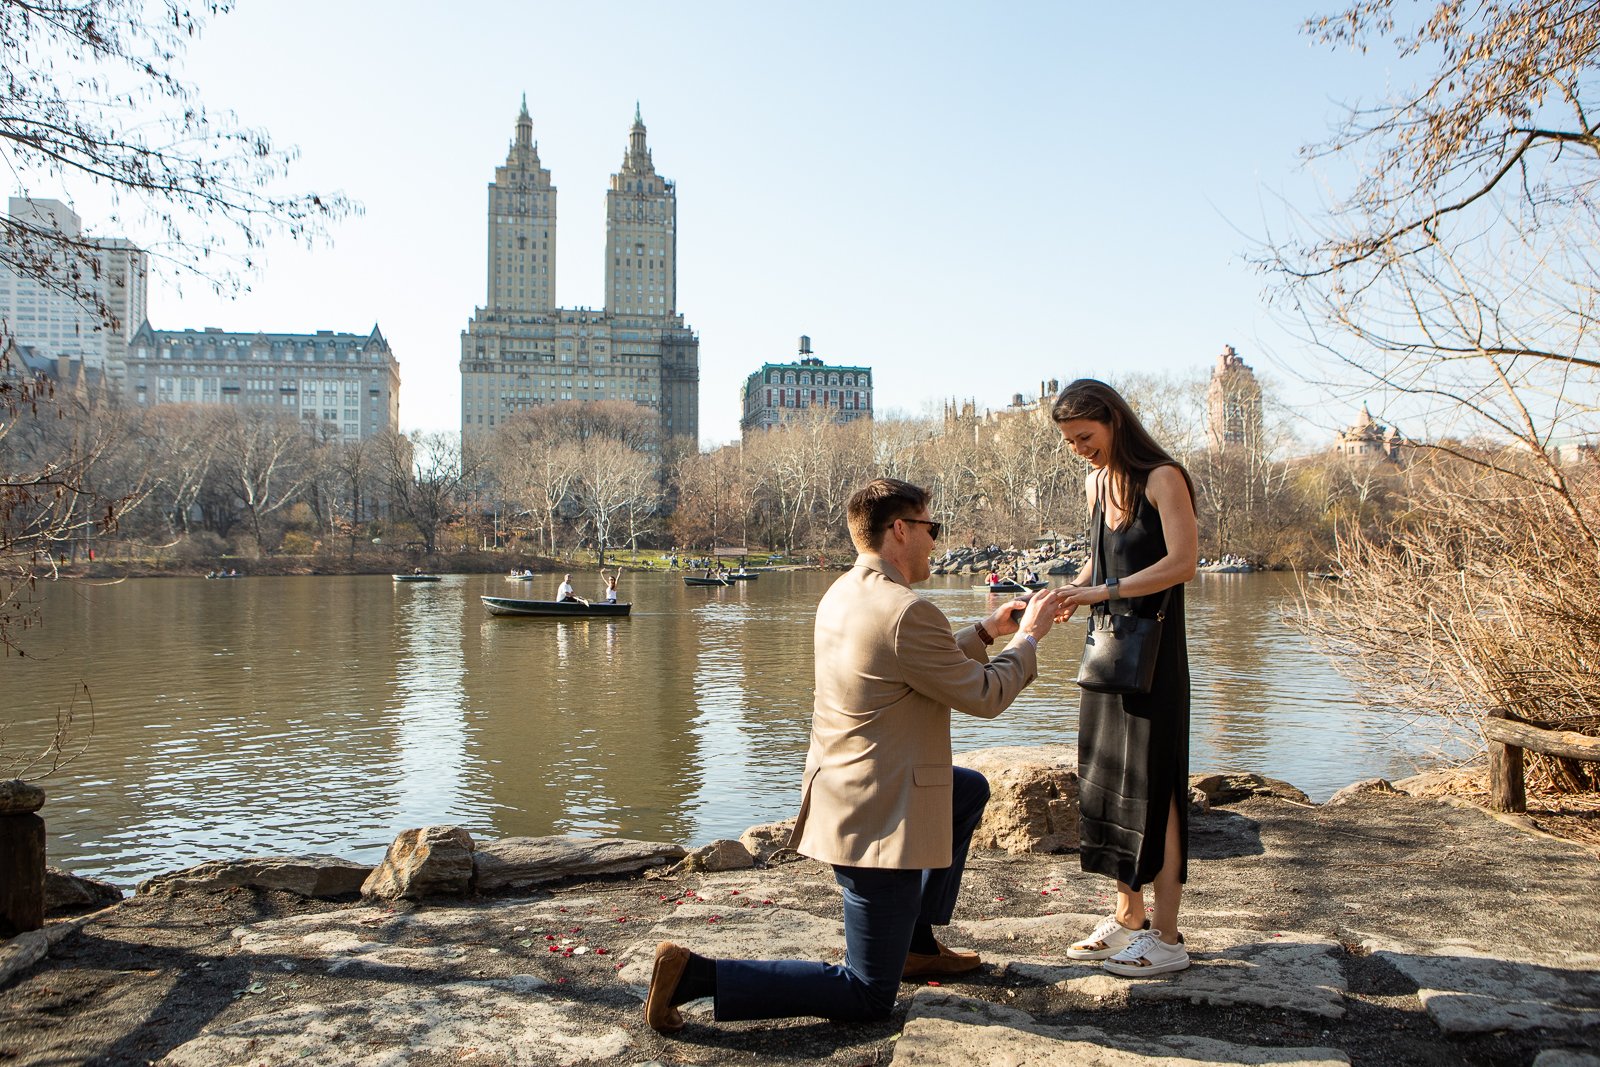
[1091,481,1175,621]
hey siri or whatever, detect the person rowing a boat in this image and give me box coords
[557,573,583,603]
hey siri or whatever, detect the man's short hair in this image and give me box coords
[847,478,930,551]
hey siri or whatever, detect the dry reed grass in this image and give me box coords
[1293,449,1600,795]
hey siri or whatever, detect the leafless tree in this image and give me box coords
[572,437,654,566]
[131,404,220,542]
[0,361,142,652]
[669,444,745,552]
[211,408,322,554]
[377,430,479,555]
[0,0,355,316]
[1,0,352,661]
[1267,0,1600,787]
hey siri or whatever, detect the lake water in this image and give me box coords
[1,570,1437,884]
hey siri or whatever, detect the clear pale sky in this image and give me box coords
[47,1,1403,447]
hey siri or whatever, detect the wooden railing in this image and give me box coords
[1483,708,1600,813]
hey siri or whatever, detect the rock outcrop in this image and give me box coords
[1190,771,1312,806]
[361,826,475,901]
[737,820,798,865]
[139,855,372,899]
[676,839,754,873]
[473,836,685,891]
[960,745,1080,853]
[0,780,45,815]
[44,867,123,913]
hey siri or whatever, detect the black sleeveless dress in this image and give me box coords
[1076,490,1190,890]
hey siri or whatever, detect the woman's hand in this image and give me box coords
[1060,585,1113,612]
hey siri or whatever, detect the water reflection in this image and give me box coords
[0,570,1443,883]
[385,579,476,833]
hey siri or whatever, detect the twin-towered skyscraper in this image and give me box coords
[459,100,699,444]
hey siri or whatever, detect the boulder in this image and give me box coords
[1534,1053,1600,1067]
[1190,772,1311,806]
[958,746,1079,854]
[45,867,123,913]
[1324,778,1399,806]
[0,780,45,816]
[1393,767,1483,797]
[472,836,684,892]
[678,839,754,873]
[739,821,800,865]
[361,826,475,901]
[139,855,371,899]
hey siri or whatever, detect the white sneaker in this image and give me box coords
[1102,929,1190,976]
[1065,915,1149,960]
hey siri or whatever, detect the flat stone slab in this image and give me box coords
[233,897,609,973]
[960,915,1347,1019]
[1363,935,1600,1033]
[139,855,371,898]
[156,976,632,1066]
[616,903,845,989]
[474,836,685,891]
[891,989,1349,1065]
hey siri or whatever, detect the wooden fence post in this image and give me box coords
[1486,708,1527,814]
[0,781,47,936]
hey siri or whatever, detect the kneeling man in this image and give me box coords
[646,478,1070,1031]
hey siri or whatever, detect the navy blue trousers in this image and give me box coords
[712,766,990,1022]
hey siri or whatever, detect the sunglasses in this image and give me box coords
[900,518,942,541]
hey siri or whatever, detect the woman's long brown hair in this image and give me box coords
[1051,378,1195,517]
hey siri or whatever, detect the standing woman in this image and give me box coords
[1053,379,1198,975]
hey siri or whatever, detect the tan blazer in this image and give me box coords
[789,553,1038,870]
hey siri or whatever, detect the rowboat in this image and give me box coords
[975,580,1048,593]
[727,571,759,581]
[393,574,442,583]
[504,573,537,581]
[481,596,631,617]
[684,576,732,587]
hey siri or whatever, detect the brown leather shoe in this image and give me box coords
[902,939,982,980]
[645,941,691,1033]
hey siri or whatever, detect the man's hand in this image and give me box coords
[1017,587,1071,641]
[986,588,1072,642]
[984,598,1028,638]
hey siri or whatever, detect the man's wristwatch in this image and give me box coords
[1105,577,1120,600]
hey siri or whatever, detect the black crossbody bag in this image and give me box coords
[1075,499,1172,695]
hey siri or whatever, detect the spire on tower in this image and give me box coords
[626,104,650,171]
[515,95,533,149]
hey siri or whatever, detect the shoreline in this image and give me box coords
[3,758,1597,1066]
[18,763,1594,896]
